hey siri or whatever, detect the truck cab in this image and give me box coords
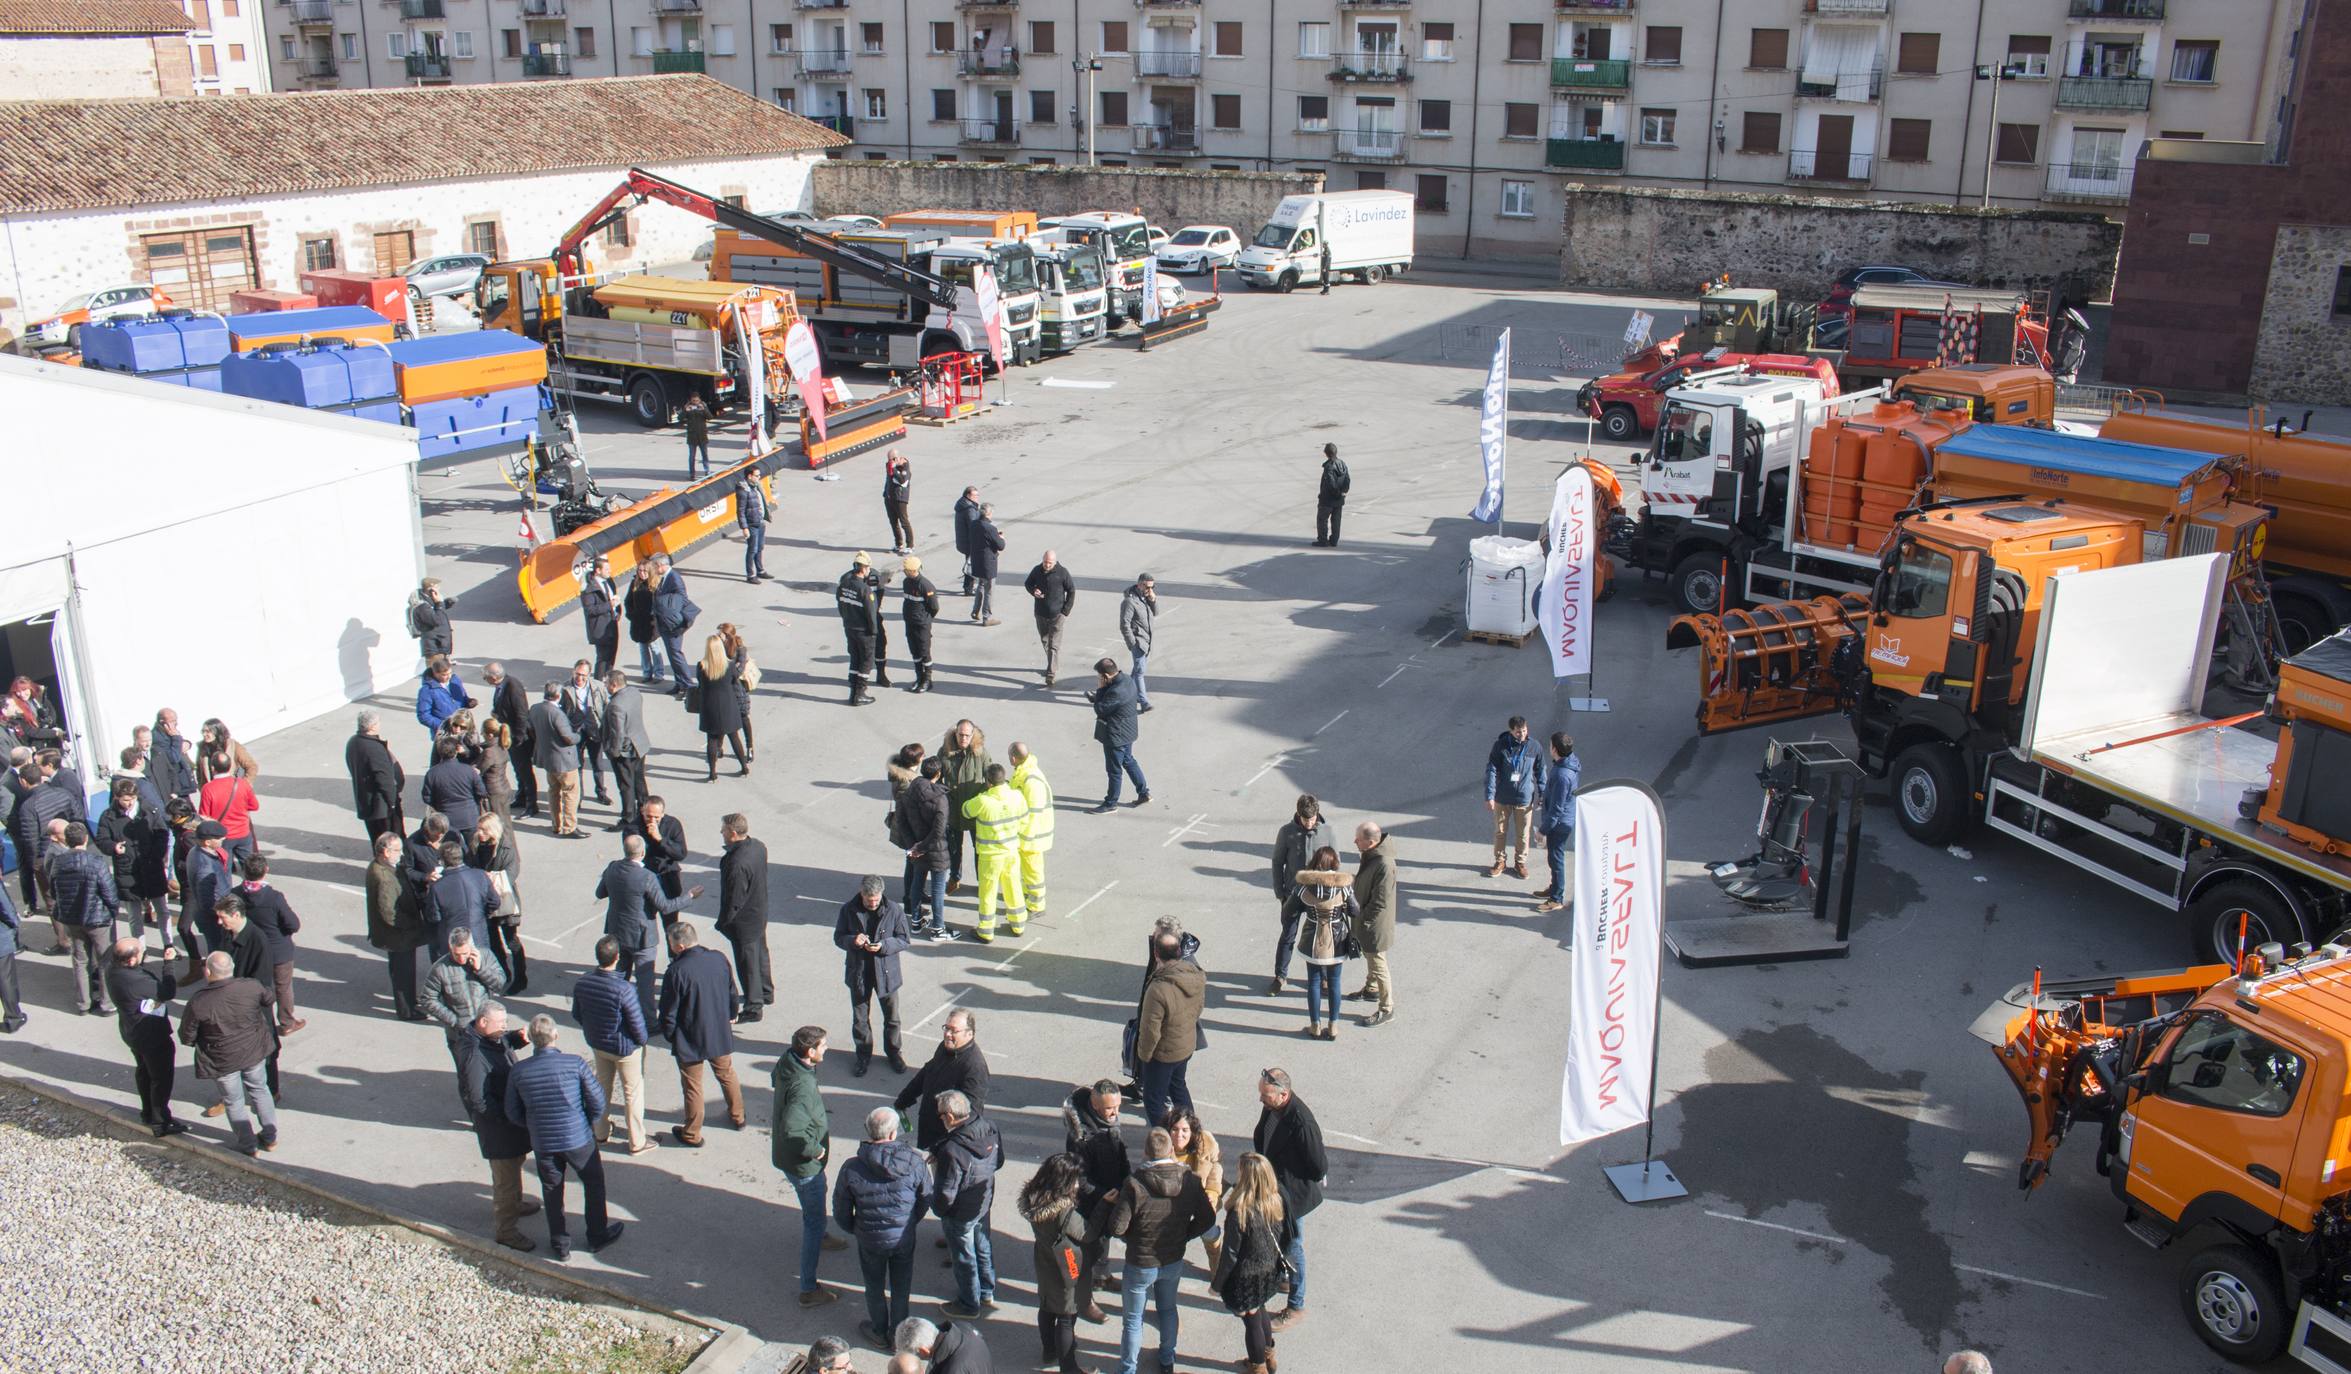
[926,237,1043,365]
[1055,212,1151,326]
[1887,362,2055,427]
[1029,237,1107,353]
[1682,286,1807,354]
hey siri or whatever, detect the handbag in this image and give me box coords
[741,654,763,692]
[683,680,704,714]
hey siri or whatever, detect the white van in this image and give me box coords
[1235,191,1415,292]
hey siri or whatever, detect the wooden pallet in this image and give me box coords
[906,407,980,428]
[1464,628,1528,648]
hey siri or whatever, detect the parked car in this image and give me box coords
[1817,264,1964,323]
[1147,225,1171,253]
[1153,277,1189,314]
[403,253,493,303]
[23,283,172,352]
[1155,224,1241,274]
[823,214,883,230]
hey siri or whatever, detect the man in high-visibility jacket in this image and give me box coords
[960,764,1027,942]
[1008,743,1052,932]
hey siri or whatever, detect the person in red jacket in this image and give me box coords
[196,753,260,867]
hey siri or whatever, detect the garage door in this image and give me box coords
[139,227,257,311]
[373,230,416,275]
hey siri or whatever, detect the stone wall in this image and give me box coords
[1557,183,2122,306]
[2248,224,2351,404]
[0,34,174,101]
[814,161,1322,237]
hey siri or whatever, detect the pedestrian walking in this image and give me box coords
[421,736,489,837]
[894,1008,990,1152]
[682,393,713,478]
[178,951,278,1156]
[601,670,653,827]
[899,557,940,693]
[952,485,981,596]
[835,876,911,1077]
[838,552,883,707]
[1107,1126,1216,1374]
[1267,794,1330,995]
[719,622,758,762]
[1536,732,1581,914]
[930,1089,1003,1318]
[836,1106,932,1349]
[597,835,701,1027]
[898,757,953,941]
[1252,1068,1326,1331]
[651,555,700,694]
[1086,659,1150,813]
[1119,574,1157,712]
[235,853,305,1033]
[195,754,260,868]
[693,634,750,778]
[1018,1154,1097,1373]
[105,938,183,1135]
[504,1015,626,1261]
[365,831,429,1022]
[625,564,663,687]
[427,836,499,960]
[1286,850,1356,1041]
[1062,1078,1129,1317]
[50,822,119,1014]
[344,711,407,845]
[0,882,22,1035]
[1313,443,1350,548]
[717,813,774,1019]
[658,922,745,1147]
[528,684,583,837]
[582,554,622,679]
[1133,929,1203,1128]
[407,577,457,661]
[573,935,654,1155]
[474,814,528,994]
[961,764,1027,942]
[1009,743,1053,925]
[1024,549,1077,687]
[1484,715,1547,880]
[968,504,1004,625]
[774,1024,849,1307]
[415,656,476,740]
[1317,239,1332,297]
[564,659,614,809]
[1350,822,1398,1026]
[454,1000,543,1251]
[737,468,771,582]
[938,721,993,896]
[1211,1154,1289,1374]
[883,449,915,553]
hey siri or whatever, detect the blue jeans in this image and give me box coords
[1131,650,1150,706]
[1304,963,1341,1025]
[1102,742,1148,805]
[1544,825,1573,903]
[1274,904,1301,981]
[743,523,767,577]
[946,1214,996,1308]
[791,1170,828,1293]
[1117,1261,1184,1374]
[858,1237,917,1336]
[1139,1056,1192,1131]
[637,640,664,683]
[921,869,948,931]
[1284,1226,1307,1309]
[661,634,691,689]
[686,438,711,477]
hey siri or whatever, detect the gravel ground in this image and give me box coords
[0,1086,699,1374]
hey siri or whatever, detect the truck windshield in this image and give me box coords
[1884,543,1954,619]
[1253,225,1296,250]
[1064,253,1105,291]
[1895,388,1985,421]
[1108,224,1150,259]
[1653,406,1713,466]
[995,250,1037,295]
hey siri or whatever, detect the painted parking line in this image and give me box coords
[1953,1264,2105,1301]
[1704,1212,2106,1301]
[1311,710,1349,738]
[1162,813,1211,847]
[1703,1211,1847,1246]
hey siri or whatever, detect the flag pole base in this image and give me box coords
[1569,696,1611,712]
[1603,1159,1687,1204]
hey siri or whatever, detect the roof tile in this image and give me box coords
[0,1,194,34]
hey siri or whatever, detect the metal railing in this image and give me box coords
[1546,137,1625,170]
[2058,72,2153,110]
[1554,0,1634,11]
[958,117,1018,143]
[1795,66,1883,101]
[398,0,442,17]
[1789,148,1872,181]
[651,0,701,11]
[1807,0,1889,12]
[804,112,854,135]
[404,52,451,77]
[1551,57,1629,88]
[523,50,572,75]
[1336,128,1404,159]
[797,47,852,72]
[651,48,705,72]
[956,48,1020,76]
[2069,0,2164,19]
[298,56,338,78]
[520,0,565,15]
[1329,50,1409,82]
[1136,51,1202,78]
[1134,123,1199,152]
[290,0,332,23]
[2043,161,2134,202]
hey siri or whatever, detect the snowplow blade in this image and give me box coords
[802,385,916,469]
[517,448,784,625]
[1666,594,1866,735]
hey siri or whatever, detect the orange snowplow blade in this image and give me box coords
[1664,594,1865,734]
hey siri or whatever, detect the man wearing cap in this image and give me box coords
[900,556,940,694]
[837,554,882,707]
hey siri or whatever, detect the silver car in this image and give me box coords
[403,252,492,303]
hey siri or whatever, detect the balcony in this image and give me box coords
[2058,71,2153,110]
[1796,66,1883,101]
[651,0,700,10]
[290,0,333,25]
[1134,123,1199,153]
[520,0,565,14]
[1806,0,1889,12]
[804,112,854,136]
[404,52,451,78]
[398,0,441,17]
[1555,0,1634,11]
[652,47,705,72]
[2044,161,2135,203]
[523,50,572,75]
[1339,0,1412,8]
[956,48,1019,77]
[1141,0,1199,7]
[2069,0,2164,19]
[1329,51,1409,83]
[1334,128,1405,161]
[1551,57,1629,90]
[297,56,339,80]
[959,117,1018,145]
[1545,137,1625,171]
[1136,51,1201,79]
[955,0,1016,9]
[798,46,853,72]
[1789,148,1873,182]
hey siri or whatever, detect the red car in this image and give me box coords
[1576,337,1839,441]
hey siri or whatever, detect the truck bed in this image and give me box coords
[560,316,724,375]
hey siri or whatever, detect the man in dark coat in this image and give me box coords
[623,797,690,904]
[596,835,700,1026]
[50,821,120,1014]
[1253,1068,1328,1330]
[716,813,773,1018]
[1062,1078,1130,1312]
[8,760,73,918]
[344,711,407,845]
[624,565,663,686]
[657,922,743,1147]
[504,1016,625,1261]
[968,503,1005,626]
[953,484,982,596]
[736,468,770,582]
[401,814,451,910]
[1314,441,1350,547]
[601,670,653,829]
[105,938,184,1135]
[210,896,286,1102]
[485,662,537,819]
[427,837,500,959]
[650,555,698,694]
[893,1007,990,1151]
[420,737,488,836]
[1023,548,1078,687]
[148,709,199,804]
[528,683,582,838]
[178,950,278,1155]
[834,1107,931,1347]
[911,1320,992,1374]
[898,757,952,938]
[899,555,941,694]
[234,854,305,1034]
[409,579,457,659]
[836,552,882,707]
[681,392,713,478]
[834,875,911,1077]
[928,1088,1004,1318]
[1086,659,1149,813]
[882,448,915,553]
[453,1000,541,1250]
[581,554,622,679]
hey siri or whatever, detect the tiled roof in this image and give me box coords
[0,1,194,34]
[0,75,849,214]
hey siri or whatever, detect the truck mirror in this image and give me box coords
[2189,1060,2229,1091]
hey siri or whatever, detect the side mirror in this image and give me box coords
[2190,1060,2229,1091]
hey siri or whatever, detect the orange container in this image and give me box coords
[1802,492,1857,547]
[383,330,549,405]
[229,288,318,313]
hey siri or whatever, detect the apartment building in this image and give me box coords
[179,0,276,95]
[258,0,2300,255]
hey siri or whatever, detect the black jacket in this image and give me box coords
[927,1322,992,1374]
[106,962,176,1038]
[1024,562,1076,619]
[344,732,405,821]
[718,836,769,931]
[953,493,981,554]
[410,594,455,656]
[623,576,657,645]
[902,574,940,631]
[148,733,198,800]
[95,804,169,898]
[883,461,912,506]
[930,1112,1004,1225]
[400,822,445,907]
[658,944,738,1064]
[836,895,911,997]
[894,1039,991,1151]
[836,568,882,636]
[969,518,1005,579]
[237,883,302,963]
[455,1029,534,1160]
[1318,456,1350,505]
[623,812,688,897]
[581,575,620,645]
[1063,1087,1132,1211]
[1091,672,1141,749]
[1253,1094,1328,1220]
[421,759,488,834]
[899,777,950,872]
[491,677,534,753]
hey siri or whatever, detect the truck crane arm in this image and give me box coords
[552,167,961,313]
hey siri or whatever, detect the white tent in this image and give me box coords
[0,354,423,787]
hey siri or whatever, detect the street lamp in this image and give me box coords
[1974,61,2021,209]
[1074,54,1103,166]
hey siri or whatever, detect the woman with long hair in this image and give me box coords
[1165,1104,1225,1267]
[1283,846,1358,1040]
[1211,1153,1289,1374]
[718,621,757,761]
[472,812,527,994]
[196,717,259,783]
[1017,1152,1095,1374]
[477,716,515,829]
[694,632,748,780]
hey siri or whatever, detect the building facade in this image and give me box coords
[178,0,276,94]
[256,0,2298,255]
[0,0,199,100]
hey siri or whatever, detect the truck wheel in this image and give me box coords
[2179,1243,2291,1365]
[1890,742,1971,845]
[1601,405,1639,442]
[626,376,667,428]
[1669,553,1728,617]
[1364,265,1386,285]
[2272,591,2335,657]
[1276,272,1297,295]
[2185,881,2306,966]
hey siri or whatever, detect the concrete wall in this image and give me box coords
[1558,183,2124,306]
[2248,223,2351,405]
[0,34,179,101]
[814,161,1321,236]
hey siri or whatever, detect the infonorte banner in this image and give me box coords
[973,262,1007,372]
[1470,328,1509,523]
[1536,464,1594,680]
[1561,781,1666,1145]
[1141,256,1164,326]
[782,319,827,443]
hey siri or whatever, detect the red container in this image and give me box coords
[228,288,318,314]
[299,269,410,322]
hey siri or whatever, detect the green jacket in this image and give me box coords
[940,737,995,813]
[770,1051,830,1179]
[1352,840,1398,955]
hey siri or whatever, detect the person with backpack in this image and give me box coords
[408,579,457,660]
[1315,444,1351,547]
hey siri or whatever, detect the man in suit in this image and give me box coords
[834,875,911,1077]
[953,485,981,596]
[596,834,702,1026]
[527,683,582,838]
[105,937,184,1136]
[484,662,537,820]
[623,797,689,907]
[581,554,622,679]
[658,921,743,1147]
[343,710,407,844]
[968,504,1005,627]
[564,659,613,809]
[601,670,652,832]
[716,812,773,1020]
[453,999,542,1250]
[504,1015,625,1262]
[427,837,499,959]
[650,555,697,696]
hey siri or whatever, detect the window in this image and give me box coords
[1740,111,1780,153]
[1749,28,1788,70]
[1298,93,1329,131]
[604,214,632,248]
[1645,26,1682,65]
[1500,179,1533,219]
[1212,92,1241,129]
[864,151,887,160]
[929,21,953,53]
[1418,98,1450,134]
[501,28,521,58]
[198,46,219,77]
[339,33,355,59]
[1031,156,1058,165]
[1299,22,1329,60]
[1030,89,1054,124]
[452,31,472,59]
[574,26,596,58]
[774,88,795,111]
[2335,266,2351,320]
[1421,22,1452,62]
[2171,39,2218,83]
[1213,22,1241,57]
[936,154,958,163]
[1029,21,1053,54]
[629,27,650,57]
[280,34,295,59]
[2007,34,2050,76]
[190,0,210,32]
[863,87,887,119]
[1415,173,1448,212]
[860,22,883,53]
[387,32,406,59]
[1100,90,1128,126]
[2159,129,2206,139]
[772,23,796,52]
[1503,102,1537,139]
[300,236,337,271]
[466,221,500,256]
[222,0,238,15]
[1896,32,1938,75]
[1994,123,2038,163]
[2160,1013,2306,1117]
[1887,117,1931,162]
[929,89,954,120]
[1100,21,1127,55]
[1355,171,1386,190]
[1640,107,1676,145]
[227,43,243,61]
[1885,542,1952,618]
[1506,24,1540,62]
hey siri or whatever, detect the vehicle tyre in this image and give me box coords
[1276,272,1297,295]
[1668,552,1729,617]
[2179,1243,2291,1365]
[919,331,958,363]
[1364,265,1386,285]
[64,323,82,352]
[626,375,667,428]
[2184,880,2306,966]
[2272,591,2335,658]
[1600,405,1640,442]
[1889,742,1971,845]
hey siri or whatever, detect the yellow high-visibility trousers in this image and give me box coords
[973,852,1025,939]
[1018,846,1046,928]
